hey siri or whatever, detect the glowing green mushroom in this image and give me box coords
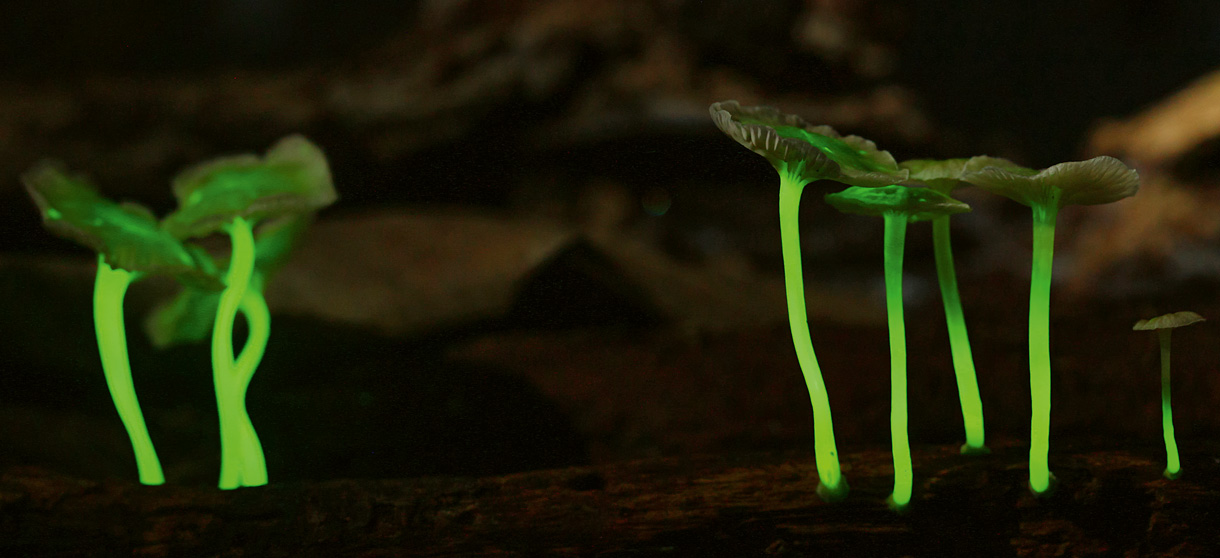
[824,184,970,511]
[22,163,221,485]
[710,100,912,502]
[145,215,312,349]
[963,156,1139,495]
[162,135,336,490]
[898,156,1020,454]
[1134,311,1204,480]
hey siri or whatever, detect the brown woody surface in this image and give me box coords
[3,442,1217,557]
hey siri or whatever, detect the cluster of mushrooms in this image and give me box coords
[709,100,1194,511]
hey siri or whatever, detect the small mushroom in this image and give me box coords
[824,184,970,511]
[163,135,337,490]
[899,156,1023,455]
[962,156,1139,495]
[1134,311,1205,479]
[21,162,224,485]
[711,101,916,502]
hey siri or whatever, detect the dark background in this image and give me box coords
[2,0,1219,487]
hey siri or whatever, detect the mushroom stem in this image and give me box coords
[1028,197,1060,495]
[213,217,267,489]
[94,257,165,486]
[1160,328,1180,479]
[883,212,912,510]
[234,287,270,486]
[931,216,987,453]
[778,171,847,501]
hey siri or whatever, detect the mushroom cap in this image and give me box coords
[162,135,337,239]
[710,100,910,187]
[145,214,310,349]
[900,156,1024,194]
[960,155,1139,208]
[1133,311,1205,331]
[22,161,221,288]
[824,184,971,222]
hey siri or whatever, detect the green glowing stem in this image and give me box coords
[93,257,165,485]
[234,288,270,486]
[931,216,986,453]
[1028,197,1059,495]
[1160,329,1180,479]
[778,171,847,501]
[213,217,267,489]
[882,213,912,510]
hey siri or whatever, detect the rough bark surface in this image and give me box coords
[3,443,1216,557]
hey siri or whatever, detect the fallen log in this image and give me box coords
[3,442,1216,557]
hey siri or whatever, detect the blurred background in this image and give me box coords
[3,0,1220,486]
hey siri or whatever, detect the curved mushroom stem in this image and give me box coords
[931,216,987,454]
[883,213,912,511]
[778,170,848,502]
[1160,329,1180,479]
[94,257,165,485]
[1028,196,1060,496]
[234,286,270,486]
[213,217,267,489]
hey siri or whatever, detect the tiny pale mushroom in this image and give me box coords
[1134,310,1205,480]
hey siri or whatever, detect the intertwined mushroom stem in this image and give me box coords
[164,135,336,490]
[963,156,1139,495]
[825,184,970,511]
[1134,311,1205,479]
[710,100,912,502]
[899,156,1021,454]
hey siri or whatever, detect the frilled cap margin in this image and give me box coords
[163,135,337,240]
[710,100,910,187]
[22,162,221,288]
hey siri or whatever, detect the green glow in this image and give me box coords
[931,217,987,453]
[93,257,164,485]
[882,213,912,511]
[822,183,970,510]
[164,136,336,240]
[234,285,270,485]
[778,168,847,502]
[212,217,268,489]
[740,118,891,173]
[1160,329,1180,479]
[23,164,204,278]
[1028,196,1060,495]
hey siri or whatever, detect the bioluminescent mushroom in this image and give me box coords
[163,135,336,489]
[1134,310,1204,480]
[824,184,970,511]
[710,101,911,502]
[963,156,1139,495]
[898,156,1019,454]
[22,163,221,485]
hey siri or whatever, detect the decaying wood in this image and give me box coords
[3,443,1217,557]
